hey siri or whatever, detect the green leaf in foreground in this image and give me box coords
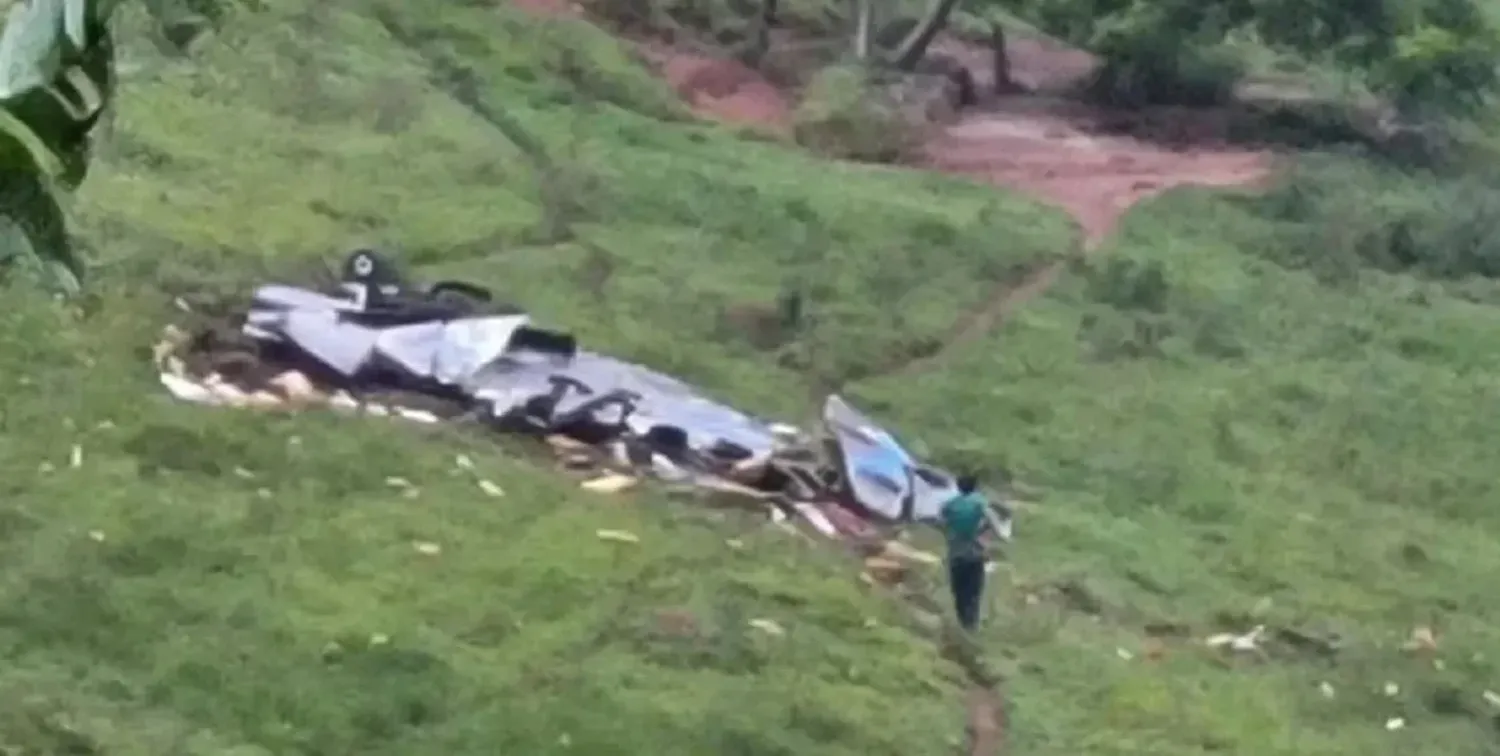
[0,165,81,294]
[0,0,116,293]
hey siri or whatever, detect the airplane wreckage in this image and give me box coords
[154,250,1015,543]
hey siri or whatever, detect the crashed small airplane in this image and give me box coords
[155,249,1013,540]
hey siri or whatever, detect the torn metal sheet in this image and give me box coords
[822,395,958,521]
[241,251,787,478]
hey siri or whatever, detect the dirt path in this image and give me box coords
[967,685,1004,755]
[900,97,1271,374]
[615,27,1273,377]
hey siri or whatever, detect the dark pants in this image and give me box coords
[948,556,986,631]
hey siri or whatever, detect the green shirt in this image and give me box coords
[940,492,990,561]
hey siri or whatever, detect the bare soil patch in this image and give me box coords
[922,99,1272,245]
[637,44,793,134]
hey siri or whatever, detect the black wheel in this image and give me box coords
[340,249,405,288]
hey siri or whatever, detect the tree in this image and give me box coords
[890,0,966,70]
[852,0,873,59]
[0,0,239,294]
[1009,0,1500,112]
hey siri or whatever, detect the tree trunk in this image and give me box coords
[746,0,777,66]
[990,21,1017,94]
[852,0,872,59]
[891,0,964,70]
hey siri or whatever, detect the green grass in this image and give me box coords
[4,0,1500,754]
[858,188,1500,753]
[2,1,1064,754]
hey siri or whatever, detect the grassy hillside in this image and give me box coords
[3,0,1499,754]
[1,2,1065,754]
[866,185,1500,752]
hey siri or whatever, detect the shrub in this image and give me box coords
[1247,155,1500,284]
[791,64,924,163]
[1084,39,1243,108]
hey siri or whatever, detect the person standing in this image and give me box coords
[939,473,1010,632]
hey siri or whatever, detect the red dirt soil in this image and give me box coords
[922,102,1271,245]
[638,45,793,134]
[510,1,1272,244]
[923,33,1272,246]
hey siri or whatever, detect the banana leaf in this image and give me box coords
[0,0,117,293]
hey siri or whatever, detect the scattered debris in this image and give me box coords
[150,250,1021,576]
[863,556,908,584]
[269,370,320,402]
[748,618,785,637]
[1402,626,1438,654]
[581,472,637,494]
[477,479,504,497]
[546,435,592,452]
[455,454,474,470]
[413,541,442,555]
[87,529,105,542]
[394,407,440,423]
[883,540,941,566]
[69,444,82,468]
[791,501,838,538]
[1383,681,1400,697]
[1319,681,1336,699]
[1206,625,1266,657]
[1384,717,1405,731]
[596,529,639,544]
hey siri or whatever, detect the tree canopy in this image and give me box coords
[1002,0,1500,111]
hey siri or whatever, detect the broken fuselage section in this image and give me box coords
[233,251,983,531]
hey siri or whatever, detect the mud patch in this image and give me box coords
[510,0,793,133]
[637,45,793,134]
[922,99,1272,245]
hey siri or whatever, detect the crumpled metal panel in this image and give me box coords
[822,395,958,522]
[465,348,780,463]
[243,282,779,467]
[240,273,978,527]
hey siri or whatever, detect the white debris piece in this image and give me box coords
[160,372,220,405]
[394,407,441,423]
[791,502,837,538]
[1205,625,1265,654]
